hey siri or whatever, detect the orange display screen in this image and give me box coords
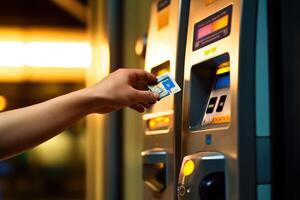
[197,15,229,39]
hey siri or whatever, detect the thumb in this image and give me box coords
[133,89,159,103]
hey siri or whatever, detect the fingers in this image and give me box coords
[140,102,152,109]
[133,89,159,104]
[133,69,157,85]
[130,104,145,113]
[130,102,153,113]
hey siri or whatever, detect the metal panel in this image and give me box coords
[256,0,270,137]
[179,0,258,199]
[142,0,190,199]
[106,0,124,200]
[256,138,271,183]
[257,184,271,200]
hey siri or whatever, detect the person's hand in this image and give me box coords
[86,68,159,113]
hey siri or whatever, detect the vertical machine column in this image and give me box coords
[141,0,189,199]
[178,0,272,200]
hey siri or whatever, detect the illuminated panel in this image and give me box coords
[214,73,230,90]
[197,23,212,39]
[193,5,232,50]
[205,0,217,6]
[147,115,171,131]
[0,41,91,68]
[157,0,170,30]
[212,115,231,124]
[216,66,230,75]
[213,15,229,31]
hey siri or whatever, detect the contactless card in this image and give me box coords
[148,73,181,100]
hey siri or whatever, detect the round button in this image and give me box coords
[183,160,195,176]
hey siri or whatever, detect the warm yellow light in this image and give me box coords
[0,41,91,68]
[25,42,91,68]
[157,7,169,30]
[0,42,25,67]
[157,69,170,76]
[218,61,230,68]
[163,116,170,123]
[212,15,229,31]
[147,115,171,130]
[31,131,73,166]
[205,0,217,5]
[0,95,7,111]
[149,119,157,129]
[183,160,195,176]
[216,67,230,75]
[156,163,165,169]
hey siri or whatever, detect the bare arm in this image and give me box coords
[0,69,159,160]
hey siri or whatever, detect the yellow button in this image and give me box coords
[183,160,195,176]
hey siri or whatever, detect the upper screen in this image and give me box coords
[193,5,232,51]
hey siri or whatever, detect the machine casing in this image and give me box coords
[142,0,190,199]
[178,0,271,199]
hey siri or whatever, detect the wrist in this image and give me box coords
[79,86,107,114]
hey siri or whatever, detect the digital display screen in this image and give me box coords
[193,5,232,50]
[214,73,230,90]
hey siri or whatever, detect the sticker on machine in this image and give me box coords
[148,73,181,100]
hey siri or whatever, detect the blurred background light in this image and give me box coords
[25,42,91,68]
[30,131,73,167]
[0,41,91,68]
[0,95,7,111]
[0,42,25,67]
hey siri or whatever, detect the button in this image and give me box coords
[216,95,227,112]
[183,160,195,176]
[206,97,218,113]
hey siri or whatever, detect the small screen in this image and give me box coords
[193,5,232,50]
[214,73,230,90]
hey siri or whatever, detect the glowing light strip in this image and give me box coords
[201,155,225,160]
[143,110,174,120]
[0,41,91,68]
[216,66,230,75]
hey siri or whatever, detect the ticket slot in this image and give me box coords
[189,53,230,130]
[151,61,171,76]
[142,150,169,192]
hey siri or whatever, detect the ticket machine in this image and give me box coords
[178,0,271,200]
[141,0,189,199]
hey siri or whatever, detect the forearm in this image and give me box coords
[0,88,95,160]
[0,68,159,161]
